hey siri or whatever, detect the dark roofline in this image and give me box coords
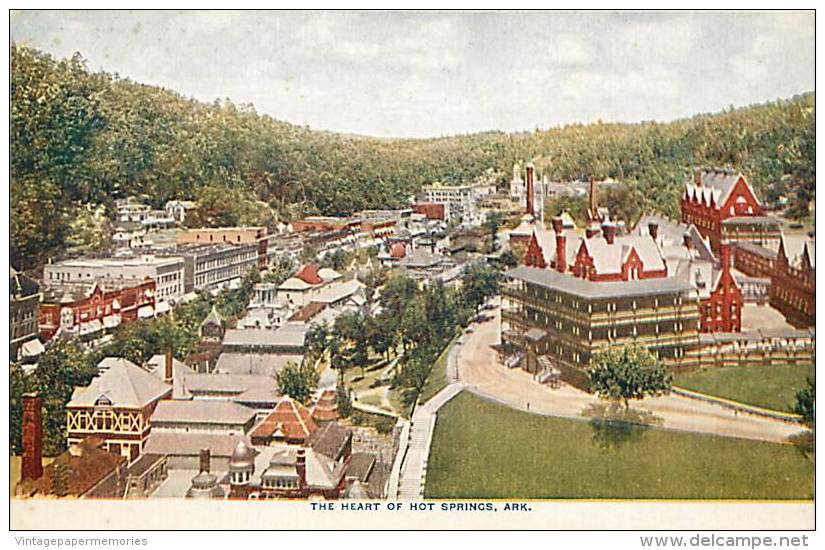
[505,266,694,299]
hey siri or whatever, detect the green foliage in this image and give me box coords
[588,344,672,409]
[276,360,320,404]
[461,262,500,312]
[793,376,815,427]
[336,385,353,418]
[481,210,505,252]
[263,255,297,285]
[10,45,816,268]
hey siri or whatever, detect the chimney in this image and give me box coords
[602,223,616,245]
[296,448,307,489]
[551,217,563,234]
[525,163,535,216]
[648,222,659,240]
[22,392,43,481]
[199,448,211,474]
[589,177,598,219]
[683,233,693,250]
[164,347,174,385]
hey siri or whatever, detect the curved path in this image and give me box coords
[457,307,806,444]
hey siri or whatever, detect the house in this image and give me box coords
[250,397,318,446]
[10,268,41,362]
[681,169,781,253]
[66,358,172,463]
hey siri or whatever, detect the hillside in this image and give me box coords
[11,45,815,269]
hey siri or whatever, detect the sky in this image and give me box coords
[10,10,815,138]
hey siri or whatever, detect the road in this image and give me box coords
[456,307,806,444]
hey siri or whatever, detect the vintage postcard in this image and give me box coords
[6,9,816,534]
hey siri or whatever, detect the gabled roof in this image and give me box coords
[308,421,351,460]
[278,277,313,291]
[580,235,666,275]
[144,354,195,400]
[317,267,342,282]
[311,388,340,422]
[10,268,39,298]
[201,306,224,327]
[296,264,323,285]
[182,373,278,395]
[69,358,171,409]
[250,397,318,441]
[780,234,816,269]
[310,279,366,305]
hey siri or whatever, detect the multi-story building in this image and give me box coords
[115,199,151,223]
[66,357,172,463]
[770,235,815,328]
[44,255,185,303]
[171,243,260,293]
[732,241,777,279]
[502,265,700,387]
[681,169,781,253]
[38,277,156,341]
[177,227,268,269]
[10,268,41,361]
[421,182,487,226]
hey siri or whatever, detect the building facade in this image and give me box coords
[10,268,41,361]
[769,236,815,328]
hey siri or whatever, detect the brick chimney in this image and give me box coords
[199,448,211,474]
[648,222,659,240]
[525,163,535,216]
[164,347,173,385]
[602,223,616,245]
[551,218,566,273]
[22,392,43,481]
[720,242,732,275]
[296,448,307,490]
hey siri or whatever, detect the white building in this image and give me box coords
[422,182,493,227]
[44,255,186,302]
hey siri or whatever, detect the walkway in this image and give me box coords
[458,307,806,444]
[396,382,463,499]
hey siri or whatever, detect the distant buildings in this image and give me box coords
[421,181,493,226]
[770,235,815,328]
[44,255,185,303]
[10,268,41,361]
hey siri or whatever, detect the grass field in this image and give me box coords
[425,392,814,500]
[674,363,814,412]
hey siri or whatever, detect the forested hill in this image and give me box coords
[11,45,815,268]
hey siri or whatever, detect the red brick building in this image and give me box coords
[412,202,447,221]
[681,169,781,253]
[39,278,156,341]
[699,244,743,332]
[770,236,815,328]
[731,241,777,279]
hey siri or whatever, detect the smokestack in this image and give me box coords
[526,163,534,216]
[553,220,567,274]
[648,222,659,240]
[296,448,307,489]
[164,347,174,385]
[602,223,616,245]
[22,392,43,481]
[199,448,211,474]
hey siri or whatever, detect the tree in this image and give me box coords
[276,360,319,404]
[336,385,353,418]
[324,248,349,272]
[587,344,672,410]
[482,210,505,253]
[305,322,329,362]
[462,263,500,312]
[793,376,815,427]
[367,314,395,360]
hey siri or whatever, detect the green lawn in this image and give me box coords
[419,334,459,404]
[425,392,813,500]
[674,364,814,412]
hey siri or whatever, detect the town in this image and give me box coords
[7,11,815,516]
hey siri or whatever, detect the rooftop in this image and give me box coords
[151,400,257,426]
[506,266,694,299]
[69,358,171,409]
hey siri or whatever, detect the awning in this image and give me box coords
[155,301,172,315]
[137,305,155,319]
[80,319,104,335]
[20,338,45,358]
[102,314,122,329]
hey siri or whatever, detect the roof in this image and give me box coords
[308,421,352,460]
[400,248,444,269]
[215,352,303,377]
[16,438,125,498]
[182,373,278,395]
[255,446,345,490]
[250,397,318,441]
[506,266,694,299]
[222,324,308,348]
[733,241,778,259]
[317,267,342,282]
[10,268,40,297]
[296,264,323,285]
[289,302,327,322]
[310,279,366,305]
[69,358,171,409]
[389,242,407,258]
[278,277,312,291]
[144,354,195,399]
[346,452,376,482]
[151,400,256,426]
[722,216,780,226]
[580,234,666,274]
[780,234,816,269]
[312,388,340,422]
[201,306,224,327]
[695,170,744,205]
[144,432,251,458]
[532,227,580,267]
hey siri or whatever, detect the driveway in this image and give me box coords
[457,307,806,444]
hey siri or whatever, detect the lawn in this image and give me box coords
[673,363,814,412]
[425,392,814,500]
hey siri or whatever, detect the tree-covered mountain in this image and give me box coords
[11,45,815,269]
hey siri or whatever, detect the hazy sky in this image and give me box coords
[11,10,815,138]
